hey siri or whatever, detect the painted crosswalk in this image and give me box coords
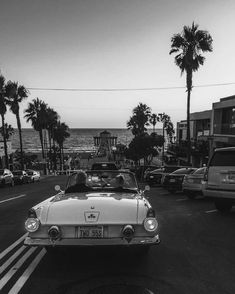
[0,234,46,293]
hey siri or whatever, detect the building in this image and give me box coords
[176,110,211,143]
[211,95,235,149]
[175,95,235,165]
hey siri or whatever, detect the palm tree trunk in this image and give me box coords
[61,143,64,170]
[186,69,192,165]
[53,140,57,171]
[1,114,9,168]
[59,146,62,170]
[16,112,24,169]
[162,124,165,164]
[39,129,44,159]
[48,129,52,170]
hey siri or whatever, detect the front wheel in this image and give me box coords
[214,199,232,213]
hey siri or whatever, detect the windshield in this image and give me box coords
[193,167,207,175]
[210,151,235,166]
[172,168,194,174]
[66,170,138,192]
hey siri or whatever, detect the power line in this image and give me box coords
[27,82,235,92]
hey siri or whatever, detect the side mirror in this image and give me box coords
[144,185,150,192]
[55,185,61,192]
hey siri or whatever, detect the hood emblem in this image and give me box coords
[84,211,100,222]
[90,206,95,209]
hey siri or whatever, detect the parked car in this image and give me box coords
[24,170,160,254]
[26,169,41,182]
[12,170,31,184]
[132,165,159,182]
[203,147,235,212]
[91,162,118,170]
[145,165,182,186]
[182,167,207,199]
[0,169,14,187]
[163,167,197,193]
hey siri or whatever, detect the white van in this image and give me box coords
[203,147,235,212]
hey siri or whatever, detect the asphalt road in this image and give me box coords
[0,176,234,294]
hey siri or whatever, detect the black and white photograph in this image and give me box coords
[0,0,235,293]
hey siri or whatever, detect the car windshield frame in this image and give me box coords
[66,170,139,193]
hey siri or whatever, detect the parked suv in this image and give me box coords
[0,169,14,187]
[203,147,235,212]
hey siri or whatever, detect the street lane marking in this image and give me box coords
[0,233,28,261]
[0,194,26,204]
[0,246,26,274]
[0,247,37,291]
[205,209,217,214]
[8,248,46,294]
[176,198,188,201]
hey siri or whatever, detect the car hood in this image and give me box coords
[35,192,149,225]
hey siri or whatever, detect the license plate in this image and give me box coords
[169,179,175,183]
[79,226,103,238]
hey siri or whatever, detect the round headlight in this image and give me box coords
[144,218,158,232]
[25,218,40,232]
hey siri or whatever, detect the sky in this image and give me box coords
[1,0,235,129]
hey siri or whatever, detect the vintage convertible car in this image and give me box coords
[24,170,160,253]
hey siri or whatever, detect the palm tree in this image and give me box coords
[53,121,70,170]
[45,107,59,152]
[45,107,59,170]
[24,98,48,160]
[150,113,158,133]
[169,22,213,164]
[5,81,29,169]
[0,75,8,168]
[0,123,14,140]
[127,103,151,137]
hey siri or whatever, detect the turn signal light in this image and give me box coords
[147,208,155,217]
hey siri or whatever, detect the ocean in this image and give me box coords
[11,128,163,154]
[11,128,163,153]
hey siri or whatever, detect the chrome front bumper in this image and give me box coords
[24,234,160,247]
